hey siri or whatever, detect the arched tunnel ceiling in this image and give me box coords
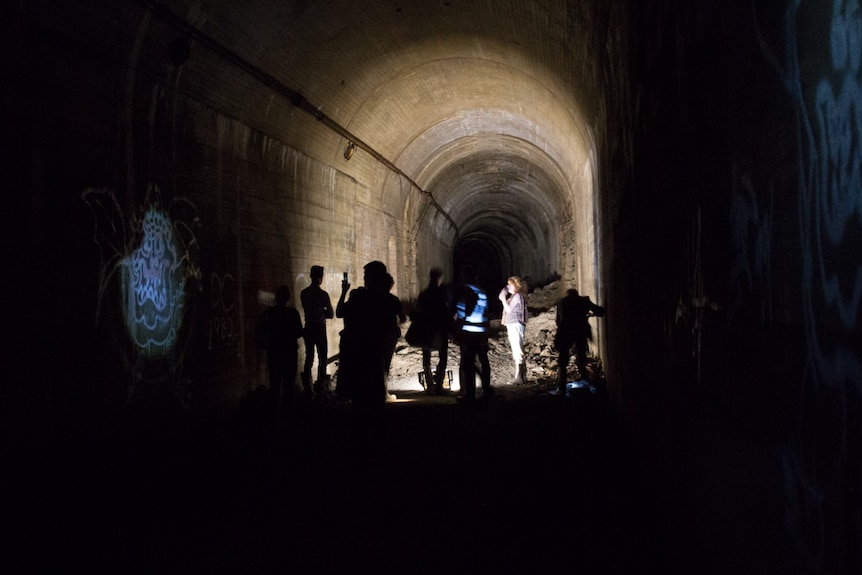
[414,133,565,240]
[172,0,596,277]
[426,141,560,257]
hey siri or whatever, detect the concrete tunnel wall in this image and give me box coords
[4,0,599,431]
[4,1,862,571]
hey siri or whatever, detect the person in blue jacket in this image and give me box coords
[454,265,493,401]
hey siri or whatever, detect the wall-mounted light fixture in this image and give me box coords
[343,141,356,160]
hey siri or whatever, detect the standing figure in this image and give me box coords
[382,272,407,401]
[300,265,334,398]
[554,288,605,395]
[498,276,528,385]
[261,285,304,427]
[417,268,453,394]
[336,261,392,452]
[455,265,492,401]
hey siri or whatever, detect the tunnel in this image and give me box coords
[4,1,862,573]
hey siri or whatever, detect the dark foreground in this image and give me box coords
[7,387,667,574]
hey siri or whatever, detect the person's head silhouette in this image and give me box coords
[363,260,387,291]
[310,265,324,284]
[275,285,290,306]
[429,267,443,286]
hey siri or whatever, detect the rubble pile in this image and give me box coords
[525,279,564,312]
[521,306,562,384]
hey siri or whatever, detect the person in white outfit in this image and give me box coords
[498,276,528,385]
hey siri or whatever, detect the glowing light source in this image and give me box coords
[343,141,356,160]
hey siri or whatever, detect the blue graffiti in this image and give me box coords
[813,1,862,327]
[122,205,186,351]
[756,0,862,568]
[798,0,862,385]
[83,183,201,362]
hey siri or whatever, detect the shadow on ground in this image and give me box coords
[9,386,668,574]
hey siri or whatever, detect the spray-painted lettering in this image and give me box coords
[208,272,239,352]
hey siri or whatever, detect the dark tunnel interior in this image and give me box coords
[4,1,862,573]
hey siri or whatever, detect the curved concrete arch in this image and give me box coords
[254,1,593,127]
[400,116,577,206]
[417,134,568,216]
[344,55,589,156]
[169,0,596,297]
[401,129,571,288]
[321,46,592,291]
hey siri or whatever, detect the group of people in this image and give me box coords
[415,266,606,400]
[259,261,405,442]
[416,265,604,401]
[410,264,515,401]
[260,260,605,441]
[257,265,336,429]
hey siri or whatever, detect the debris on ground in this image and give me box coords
[377,305,605,396]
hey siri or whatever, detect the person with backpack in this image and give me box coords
[554,288,605,396]
[416,267,453,394]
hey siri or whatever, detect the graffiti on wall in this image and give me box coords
[122,203,189,351]
[208,272,240,354]
[83,184,201,404]
[757,0,862,568]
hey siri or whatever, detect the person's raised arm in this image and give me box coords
[498,287,511,312]
[336,279,351,318]
[588,298,605,318]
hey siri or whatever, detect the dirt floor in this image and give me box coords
[9,309,668,574]
[382,299,603,394]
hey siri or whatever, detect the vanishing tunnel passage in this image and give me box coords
[420,137,573,304]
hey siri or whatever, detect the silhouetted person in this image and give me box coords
[417,267,453,394]
[498,275,528,385]
[554,288,605,395]
[261,285,304,427]
[382,272,406,401]
[336,261,392,453]
[300,265,334,398]
[455,265,492,401]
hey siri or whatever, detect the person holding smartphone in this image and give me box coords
[336,262,392,453]
[499,276,528,385]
